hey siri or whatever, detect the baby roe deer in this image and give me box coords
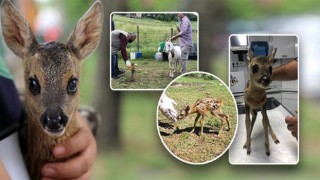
[177,98,230,136]
[244,48,280,156]
[1,0,102,178]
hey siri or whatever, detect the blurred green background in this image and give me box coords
[1,0,320,179]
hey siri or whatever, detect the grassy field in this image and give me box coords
[111,59,198,90]
[157,74,237,164]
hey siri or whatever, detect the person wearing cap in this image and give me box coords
[111,30,136,79]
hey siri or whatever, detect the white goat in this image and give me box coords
[165,40,181,77]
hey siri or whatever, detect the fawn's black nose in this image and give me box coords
[41,109,68,133]
[260,76,271,86]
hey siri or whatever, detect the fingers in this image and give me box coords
[53,114,91,159]
[42,137,96,179]
[285,116,298,139]
[42,168,92,180]
[42,113,97,179]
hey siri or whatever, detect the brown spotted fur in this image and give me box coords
[177,98,230,136]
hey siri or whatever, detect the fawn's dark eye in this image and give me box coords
[252,64,259,74]
[269,66,272,74]
[29,77,40,95]
[67,78,78,95]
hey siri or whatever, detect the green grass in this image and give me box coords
[158,74,237,163]
[111,59,198,90]
[79,52,98,105]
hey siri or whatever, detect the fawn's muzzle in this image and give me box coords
[40,108,68,135]
[259,76,271,86]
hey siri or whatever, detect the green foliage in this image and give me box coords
[60,0,92,40]
[127,0,180,11]
[79,53,97,105]
[226,0,320,19]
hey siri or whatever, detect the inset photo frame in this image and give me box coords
[228,34,299,165]
[157,71,238,164]
[110,12,199,91]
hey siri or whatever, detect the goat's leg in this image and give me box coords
[243,104,252,155]
[169,62,174,77]
[171,121,179,135]
[262,104,270,156]
[190,113,201,134]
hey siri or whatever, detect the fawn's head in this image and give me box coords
[247,48,277,88]
[177,105,190,120]
[1,0,103,137]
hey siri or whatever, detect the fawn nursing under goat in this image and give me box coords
[1,0,103,178]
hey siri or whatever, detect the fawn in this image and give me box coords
[177,98,230,136]
[1,0,103,178]
[244,48,280,156]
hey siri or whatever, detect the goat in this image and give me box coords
[165,40,181,77]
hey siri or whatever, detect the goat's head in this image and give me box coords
[165,40,174,53]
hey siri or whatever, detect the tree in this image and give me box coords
[93,0,128,151]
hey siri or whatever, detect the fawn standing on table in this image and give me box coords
[1,0,103,178]
[244,48,280,156]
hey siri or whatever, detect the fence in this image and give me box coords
[126,25,198,59]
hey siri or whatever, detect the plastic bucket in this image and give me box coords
[136,52,142,59]
[155,52,163,61]
[130,52,136,60]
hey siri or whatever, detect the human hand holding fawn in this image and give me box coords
[41,113,97,179]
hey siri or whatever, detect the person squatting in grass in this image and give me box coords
[111,30,136,79]
[170,13,193,74]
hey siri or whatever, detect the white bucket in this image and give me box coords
[130,52,136,60]
[155,52,163,61]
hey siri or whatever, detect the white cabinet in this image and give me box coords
[281,92,297,114]
[271,36,297,59]
[248,36,297,59]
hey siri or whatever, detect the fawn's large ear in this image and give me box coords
[1,0,38,58]
[247,48,254,62]
[268,48,277,63]
[67,1,103,60]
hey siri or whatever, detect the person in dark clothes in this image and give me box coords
[111,15,125,78]
[111,30,136,79]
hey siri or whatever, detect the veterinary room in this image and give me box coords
[228,35,299,164]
